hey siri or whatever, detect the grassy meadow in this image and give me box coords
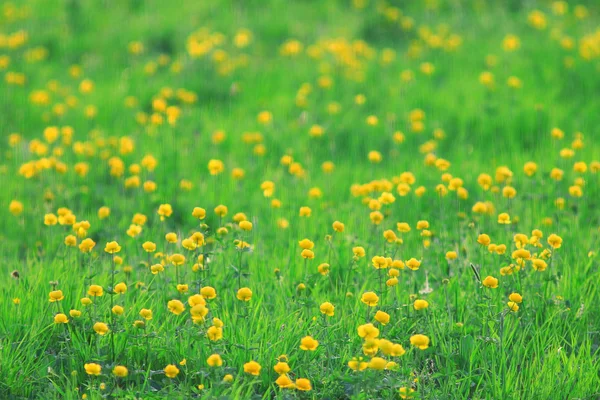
[1,0,600,398]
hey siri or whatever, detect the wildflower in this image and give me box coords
[477,234,491,246]
[239,220,252,231]
[104,241,121,254]
[114,282,127,294]
[207,354,223,367]
[275,374,295,388]
[374,310,390,325]
[348,357,368,371]
[112,365,128,377]
[413,299,429,310]
[320,302,335,316]
[207,326,223,341]
[406,258,421,271]
[368,357,387,370]
[237,287,252,301]
[200,286,217,299]
[300,336,319,351]
[509,293,523,303]
[547,234,563,249]
[142,241,156,252]
[192,207,206,219]
[168,299,185,315]
[399,387,415,399]
[482,276,499,288]
[507,301,519,312]
[164,364,180,378]
[79,238,96,253]
[332,221,345,232]
[49,290,64,302]
[84,363,101,376]
[295,378,312,391]
[353,246,366,258]
[446,251,457,260]
[93,322,109,335]
[410,334,430,350]
[54,313,68,324]
[244,361,261,376]
[273,361,290,375]
[357,323,380,340]
[88,285,104,297]
[361,292,379,306]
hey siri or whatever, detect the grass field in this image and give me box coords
[2,0,600,398]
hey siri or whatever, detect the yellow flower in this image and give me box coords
[207,326,223,341]
[54,313,68,324]
[168,299,185,315]
[368,150,382,163]
[239,220,252,231]
[507,301,519,312]
[170,253,185,266]
[477,234,491,246]
[275,374,295,388]
[84,363,101,375]
[547,234,562,249]
[201,286,217,299]
[88,285,103,297]
[164,364,180,378]
[348,357,368,371]
[446,251,457,260]
[104,241,121,254]
[44,213,58,225]
[69,309,81,318]
[405,258,421,271]
[8,200,23,216]
[509,293,523,303]
[206,354,223,367]
[357,323,380,340]
[299,335,319,351]
[399,387,415,399]
[301,249,314,259]
[295,378,312,391]
[332,220,345,232]
[49,290,64,302]
[243,361,261,376]
[112,305,124,315]
[352,246,366,258]
[368,357,387,370]
[214,204,228,217]
[413,299,429,310]
[497,213,511,224]
[319,302,335,316]
[150,264,164,274]
[192,207,206,219]
[274,361,290,374]
[98,206,110,219]
[361,292,379,307]
[79,238,96,253]
[113,365,128,377]
[237,287,252,301]
[114,282,127,294]
[410,334,430,350]
[299,206,312,217]
[374,310,390,325]
[142,241,156,252]
[157,204,173,220]
[93,322,109,335]
[482,276,499,288]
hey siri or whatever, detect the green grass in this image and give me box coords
[1,0,600,398]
